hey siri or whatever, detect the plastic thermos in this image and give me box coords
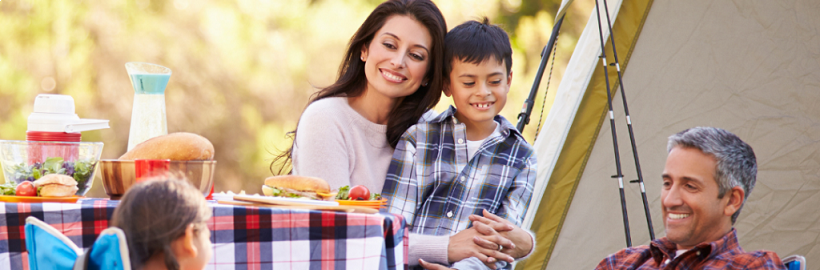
[25,94,109,163]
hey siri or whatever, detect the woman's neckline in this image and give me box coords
[332,97,388,132]
[346,93,396,125]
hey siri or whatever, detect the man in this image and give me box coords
[596,127,787,269]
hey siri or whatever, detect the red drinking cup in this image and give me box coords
[134,159,171,182]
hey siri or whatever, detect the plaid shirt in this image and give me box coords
[595,228,787,270]
[382,105,537,237]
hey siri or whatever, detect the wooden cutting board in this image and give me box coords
[226,195,379,214]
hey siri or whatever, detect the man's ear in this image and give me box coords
[171,224,199,260]
[724,186,745,217]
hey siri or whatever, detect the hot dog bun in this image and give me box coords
[119,132,215,161]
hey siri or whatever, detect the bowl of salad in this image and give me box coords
[0,140,103,196]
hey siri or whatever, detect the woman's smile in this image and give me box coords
[380,68,406,83]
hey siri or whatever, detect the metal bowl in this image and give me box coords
[99,159,215,199]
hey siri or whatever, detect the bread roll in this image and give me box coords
[34,174,78,197]
[119,132,215,161]
[34,174,77,187]
[39,185,79,197]
[264,175,330,193]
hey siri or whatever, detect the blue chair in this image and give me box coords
[24,216,131,270]
[782,255,806,270]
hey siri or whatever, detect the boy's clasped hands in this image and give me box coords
[421,210,533,270]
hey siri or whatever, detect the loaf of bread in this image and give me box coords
[119,132,215,161]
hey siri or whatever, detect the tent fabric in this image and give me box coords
[521,0,625,233]
[555,0,575,21]
[516,0,653,269]
[542,0,820,269]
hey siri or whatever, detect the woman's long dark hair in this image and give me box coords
[271,0,447,175]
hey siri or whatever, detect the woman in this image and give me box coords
[273,1,523,268]
[273,0,446,192]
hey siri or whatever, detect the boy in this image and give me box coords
[382,19,537,270]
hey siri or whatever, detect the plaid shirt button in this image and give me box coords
[460,176,466,182]
[457,138,464,144]
[447,211,453,218]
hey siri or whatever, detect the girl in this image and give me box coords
[111,179,212,270]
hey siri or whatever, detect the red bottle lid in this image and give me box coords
[26,131,81,142]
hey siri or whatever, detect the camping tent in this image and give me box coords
[518,0,820,269]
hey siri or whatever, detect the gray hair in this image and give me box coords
[667,127,756,224]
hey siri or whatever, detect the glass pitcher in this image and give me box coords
[125,62,171,151]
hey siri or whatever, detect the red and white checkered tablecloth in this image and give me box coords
[0,198,408,270]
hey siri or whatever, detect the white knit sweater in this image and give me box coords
[292,97,394,192]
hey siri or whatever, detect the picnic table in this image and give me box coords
[0,198,408,269]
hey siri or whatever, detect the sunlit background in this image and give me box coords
[0,0,596,197]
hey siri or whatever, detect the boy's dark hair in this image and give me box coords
[444,18,512,78]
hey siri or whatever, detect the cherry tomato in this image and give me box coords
[16,182,37,197]
[348,185,370,200]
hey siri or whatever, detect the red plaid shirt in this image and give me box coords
[595,229,787,270]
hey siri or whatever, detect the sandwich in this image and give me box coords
[262,175,333,200]
[33,174,78,197]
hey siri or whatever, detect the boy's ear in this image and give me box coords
[507,70,513,87]
[442,82,452,97]
[171,224,199,260]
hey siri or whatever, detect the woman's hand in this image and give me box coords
[470,209,534,259]
[448,222,514,269]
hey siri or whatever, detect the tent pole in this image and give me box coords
[600,0,656,241]
[516,15,565,133]
[594,0,632,247]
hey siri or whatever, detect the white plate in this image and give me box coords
[211,192,238,201]
[232,194,340,206]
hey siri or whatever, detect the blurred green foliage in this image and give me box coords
[0,0,591,197]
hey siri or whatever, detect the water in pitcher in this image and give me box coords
[126,63,171,151]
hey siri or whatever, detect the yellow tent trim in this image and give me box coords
[517,0,654,269]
